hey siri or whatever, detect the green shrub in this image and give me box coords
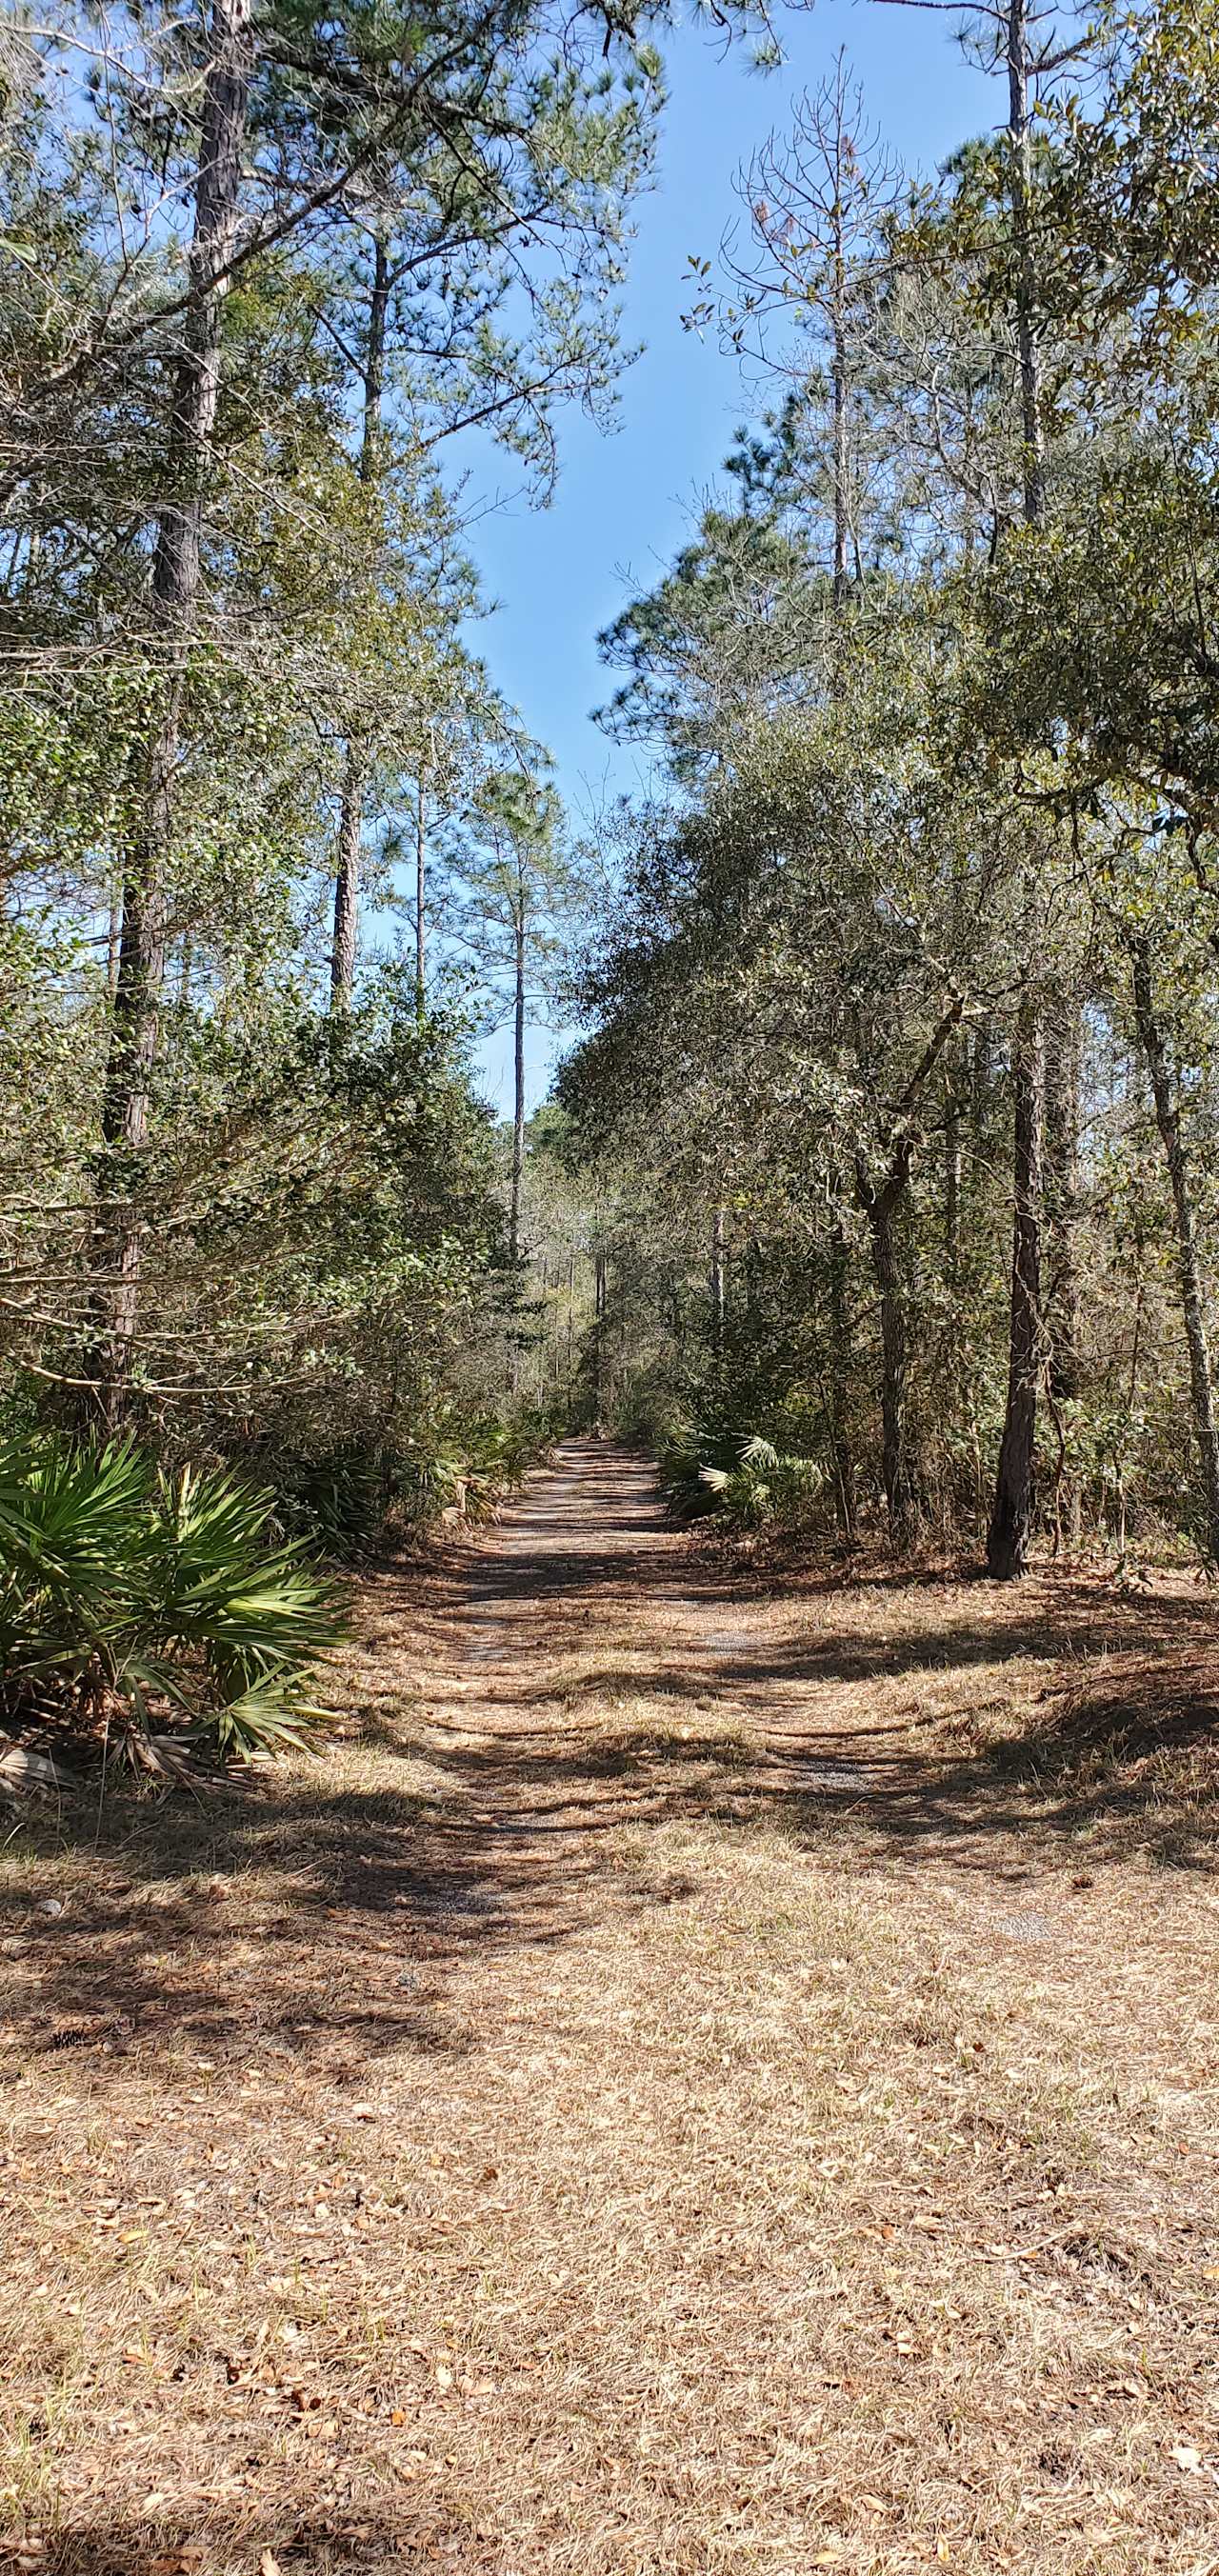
[270,1445,390,1553]
[659,1422,824,1531]
[0,1434,343,1764]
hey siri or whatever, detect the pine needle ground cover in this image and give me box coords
[1,1446,1217,2576]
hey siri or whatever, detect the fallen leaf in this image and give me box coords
[260,2553,284,2576]
[1170,2444,1203,2473]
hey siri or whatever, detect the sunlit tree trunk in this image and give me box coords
[97,0,252,1416]
[988,0,1047,1574]
[510,895,526,1265]
[414,761,428,1021]
[1044,1000,1081,1403]
[857,1142,916,1547]
[827,1217,856,1540]
[330,234,390,1012]
[987,983,1044,1576]
[710,1203,727,1352]
[1129,936,1219,1564]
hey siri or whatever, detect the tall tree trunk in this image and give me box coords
[1007,0,1045,529]
[944,1055,962,1285]
[827,1217,856,1540]
[592,1248,607,1423]
[106,882,122,1001]
[1044,1000,1081,1404]
[868,1198,911,1547]
[1129,937,1219,1562]
[987,0,1047,1569]
[830,304,849,612]
[414,761,428,1021]
[987,984,1044,1577]
[330,234,390,1012]
[97,0,252,1415]
[710,1204,727,1353]
[509,902,526,1265]
[858,1144,916,1548]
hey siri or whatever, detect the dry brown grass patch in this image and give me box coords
[2,1448,1217,2573]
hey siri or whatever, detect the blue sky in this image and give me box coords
[460,1,997,1109]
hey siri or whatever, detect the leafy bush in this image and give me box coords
[660,1423,824,1531]
[0,1434,343,1764]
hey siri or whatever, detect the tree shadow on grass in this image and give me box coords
[6,1467,1218,2078]
[37,2503,470,2574]
[0,1767,598,2080]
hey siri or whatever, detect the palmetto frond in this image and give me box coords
[0,1435,343,1764]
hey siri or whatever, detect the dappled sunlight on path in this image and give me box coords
[3,1444,1219,2575]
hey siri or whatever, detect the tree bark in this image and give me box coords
[869,1200,912,1545]
[330,233,390,1012]
[987,985,1044,1577]
[414,761,428,1021]
[831,280,849,611]
[509,900,526,1265]
[710,1204,727,1353]
[1129,937,1219,1563]
[592,1248,607,1423]
[96,0,252,1414]
[1007,0,1045,528]
[827,1217,856,1539]
[987,0,1048,1570]
[944,1041,963,1286]
[1044,1002,1081,1404]
[857,1141,916,1547]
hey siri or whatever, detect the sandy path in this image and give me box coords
[3,1441,1218,2574]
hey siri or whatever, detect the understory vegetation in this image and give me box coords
[0,1434,341,1762]
[5,9,1219,2566]
[10,0,1219,1759]
[0,0,703,1749]
[559,0,1219,1581]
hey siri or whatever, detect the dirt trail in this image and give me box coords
[2,1442,1219,2575]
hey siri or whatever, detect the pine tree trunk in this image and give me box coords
[987,0,1047,1568]
[831,305,849,612]
[858,1142,916,1548]
[97,0,252,1416]
[710,1204,727,1353]
[415,763,427,1021]
[987,986,1044,1577]
[330,758,363,1013]
[592,1249,607,1424]
[828,1218,856,1540]
[1007,0,1045,527]
[330,234,390,1012]
[1044,1001,1082,1403]
[868,1196,913,1547]
[1129,937,1219,1563]
[944,1063,962,1285]
[510,905,526,1265]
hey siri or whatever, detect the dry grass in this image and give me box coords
[2,1443,1218,2575]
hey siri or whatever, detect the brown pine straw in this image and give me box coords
[2,1445,1217,2574]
